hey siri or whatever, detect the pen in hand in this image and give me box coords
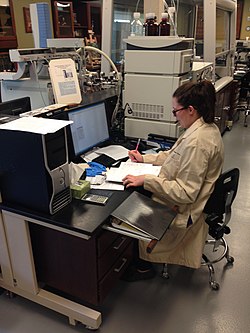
[128,138,143,163]
[135,138,141,151]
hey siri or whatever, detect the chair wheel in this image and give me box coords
[210,281,220,290]
[5,290,15,298]
[161,272,170,279]
[227,256,234,264]
[85,325,98,331]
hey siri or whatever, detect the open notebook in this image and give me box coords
[111,191,176,240]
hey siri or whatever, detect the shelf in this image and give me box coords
[1,26,13,30]
[74,26,87,29]
[58,25,72,28]
[57,9,71,14]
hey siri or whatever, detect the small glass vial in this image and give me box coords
[130,12,144,36]
[158,12,170,36]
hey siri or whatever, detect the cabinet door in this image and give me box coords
[29,223,99,305]
[215,90,225,133]
[86,3,102,45]
[223,84,232,124]
[0,0,17,49]
[215,83,232,134]
[229,80,241,122]
[53,1,74,38]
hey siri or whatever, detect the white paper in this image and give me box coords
[0,117,73,134]
[81,151,100,162]
[86,175,106,185]
[106,162,161,183]
[95,145,129,160]
[91,181,124,191]
[142,148,159,154]
[69,162,88,185]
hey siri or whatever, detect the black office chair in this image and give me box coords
[201,168,240,290]
[162,168,240,291]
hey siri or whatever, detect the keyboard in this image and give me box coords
[92,154,116,168]
[20,104,67,117]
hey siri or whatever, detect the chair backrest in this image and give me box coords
[204,168,240,217]
[240,71,250,97]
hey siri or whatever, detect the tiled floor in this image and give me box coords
[1,115,250,333]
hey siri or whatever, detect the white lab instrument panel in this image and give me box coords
[124,49,193,75]
[123,37,194,139]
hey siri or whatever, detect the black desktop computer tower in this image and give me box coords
[0,127,71,214]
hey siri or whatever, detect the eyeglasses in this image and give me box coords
[172,107,186,117]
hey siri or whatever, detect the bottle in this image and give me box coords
[143,13,150,36]
[130,12,144,36]
[145,13,158,36]
[158,13,170,36]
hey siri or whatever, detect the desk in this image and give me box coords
[0,190,133,330]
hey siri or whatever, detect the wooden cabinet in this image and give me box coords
[215,88,229,134]
[195,6,203,40]
[53,0,102,47]
[52,1,102,46]
[236,0,244,40]
[29,223,133,306]
[53,1,74,38]
[229,80,241,123]
[73,1,102,46]
[215,80,234,134]
[85,2,102,45]
[0,0,17,72]
[0,0,17,48]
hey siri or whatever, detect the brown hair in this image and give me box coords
[173,80,216,123]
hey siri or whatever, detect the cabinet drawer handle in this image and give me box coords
[114,258,127,273]
[113,236,126,250]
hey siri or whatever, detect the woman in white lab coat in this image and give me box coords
[122,80,224,280]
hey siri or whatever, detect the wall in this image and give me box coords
[12,0,53,48]
[240,0,250,39]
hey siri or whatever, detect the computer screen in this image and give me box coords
[67,102,109,157]
[0,97,31,116]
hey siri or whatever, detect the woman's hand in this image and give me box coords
[122,174,145,188]
[128,150,143,163]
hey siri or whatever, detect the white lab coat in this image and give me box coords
[139,117,224,268]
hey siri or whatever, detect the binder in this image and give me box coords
[111,191,176,240]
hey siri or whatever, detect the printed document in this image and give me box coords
[106,162,161,183]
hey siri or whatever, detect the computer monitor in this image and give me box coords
[0,97,31,116]
[67,102,110,159]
